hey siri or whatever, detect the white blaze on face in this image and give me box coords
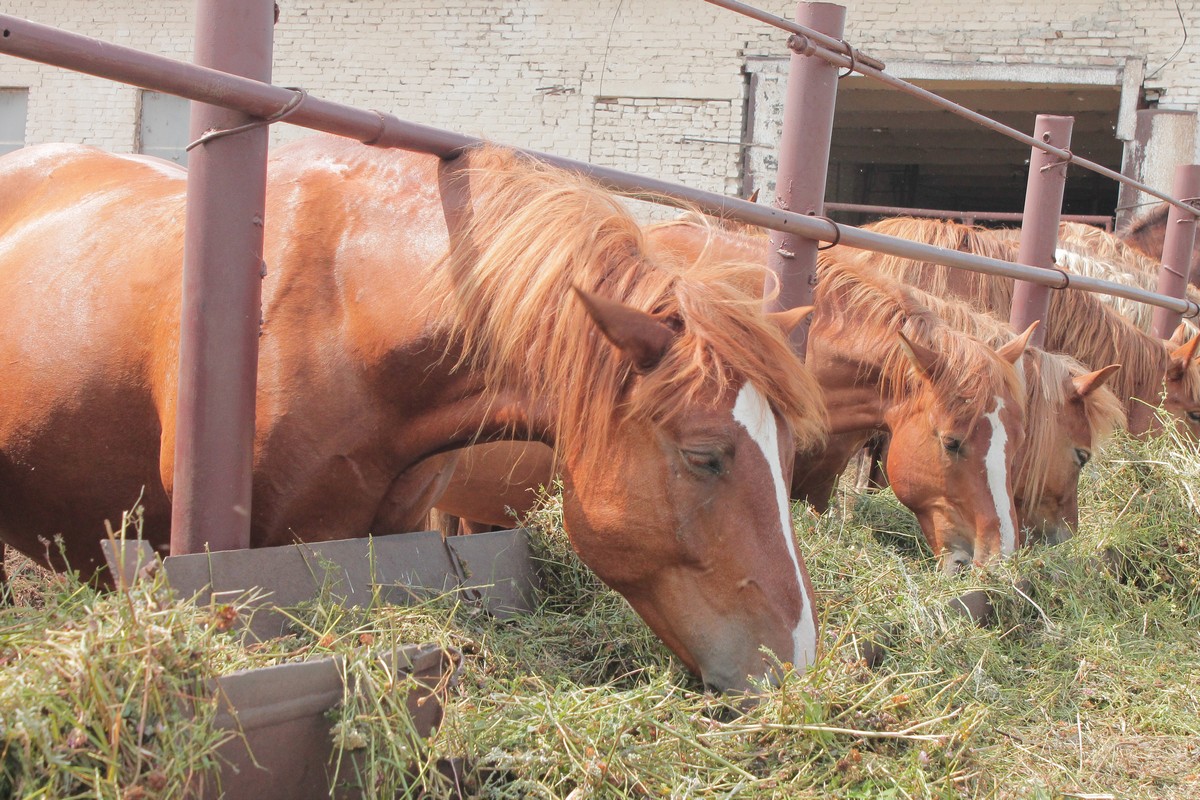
[731,382,818,669]
[983,396,1018,556]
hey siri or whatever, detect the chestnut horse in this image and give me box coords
[651,218,1041,569]
[803,258,1032,570]
[1117,202,1200,290]
[862,217,1200,438]
[0,137,830,691]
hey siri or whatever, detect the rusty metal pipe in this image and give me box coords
[0,13,1196,319]
[766,2,844,354]
[1151,165,1200,339]
[169,0,275,557]
[1010,116,1073,348]
[704,0,883,70]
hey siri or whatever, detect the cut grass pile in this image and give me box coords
[2,425,1200,798]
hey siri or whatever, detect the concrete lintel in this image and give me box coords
[744,56,1122,88]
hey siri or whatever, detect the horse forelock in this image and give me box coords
[816,257,1023,429]
[421,146,827,461]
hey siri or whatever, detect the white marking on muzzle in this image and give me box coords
[983,396,1018,557]
[732,383,817,669]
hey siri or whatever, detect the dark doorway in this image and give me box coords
[825,79,1121,224]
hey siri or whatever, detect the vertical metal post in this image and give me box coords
[170,0,275,556]
[766,1,845,356]
[1009,115,1073,347]
[1150,164,1200,338]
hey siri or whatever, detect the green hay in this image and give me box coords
[3,429,1200,798]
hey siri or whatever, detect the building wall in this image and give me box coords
[2,1,1198,200]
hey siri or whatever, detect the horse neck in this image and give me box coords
[359,332,557,466]
[807,298,921,435]
[1118,208,1167,261]
[804,335,892,434]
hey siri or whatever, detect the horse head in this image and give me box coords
[883,325,1032,572]
[420,149,829,692]
[1016,362,1122,545]
[558,288,825,692]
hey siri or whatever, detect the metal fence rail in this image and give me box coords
[1,12,1195,318]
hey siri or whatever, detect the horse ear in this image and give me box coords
[996,320,1038,366]
[1170,322,1190,346]
[745,188,759,204]
[895,329,940,381]
[767,305,813,336]
[573,286,674,373]
[1168,330,1200,379]
[1072,363,1121,398]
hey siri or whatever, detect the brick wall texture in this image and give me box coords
[3,1,1199,198]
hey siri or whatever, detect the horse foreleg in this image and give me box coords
[792,431,873,511]
[370,452,463,535]
[855,433,891,491]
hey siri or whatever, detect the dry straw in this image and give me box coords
[3,421,1200,798]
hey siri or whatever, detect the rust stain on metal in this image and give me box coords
[202,643,459,800]
[102,534,477,798]
[106,528,540,641]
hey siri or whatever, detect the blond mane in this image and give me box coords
[854,217,1200,416]
[813,254,1023,431]
[423,145,827,462]
[1050,222,1200,337]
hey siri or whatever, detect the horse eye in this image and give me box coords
[681,449,724,477]
[1075,448,1091,467]
[941,435,962,455]
[1188,410,1200,423]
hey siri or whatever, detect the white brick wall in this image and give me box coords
[3,1,1200,195]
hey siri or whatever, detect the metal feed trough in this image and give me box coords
[204,643,458,800]
[102,527,537,799]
